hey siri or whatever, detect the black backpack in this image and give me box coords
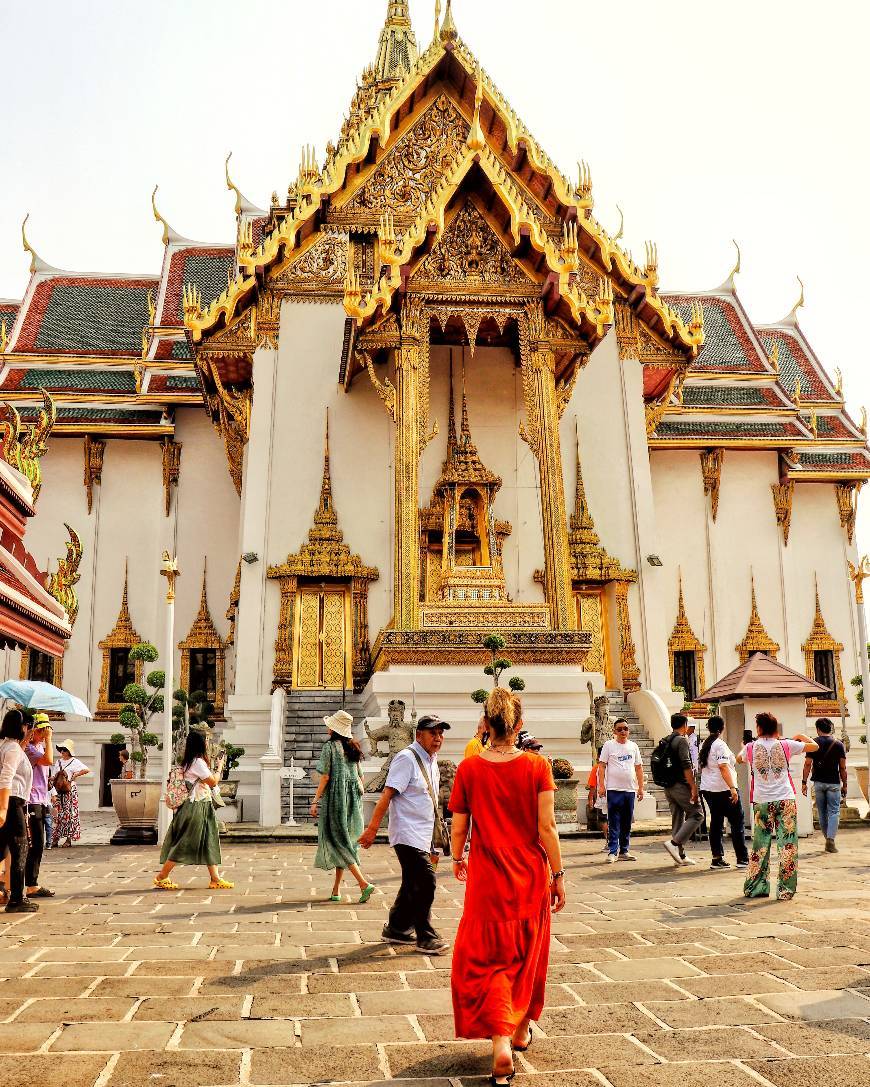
[650,734,683,788]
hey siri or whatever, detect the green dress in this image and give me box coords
[160,759,222,867]
[314,740,364,871]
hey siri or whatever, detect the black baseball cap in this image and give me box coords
[416,714,451,731]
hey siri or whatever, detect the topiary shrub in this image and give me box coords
[470,634,526,706]
[551,758,574,781]
[109,643,163,779]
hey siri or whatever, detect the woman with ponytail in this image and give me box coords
[311,710,376,904]
[449,688,565,1086]
[699,716,749,870]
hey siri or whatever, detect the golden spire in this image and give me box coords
[459,364,473,445]
[179,559,222,651]
[440,0,458,44]
[446,355,458,459]
[669,569,706,661]
[101,560,141,647]
[311,410,342,542]
[569,418,598,540]
[374,0,419,88]
[736,573,780,663]
[567,418,628,582]
[433,0,442,42]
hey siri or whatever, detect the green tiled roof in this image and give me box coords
[34,284,152,355]
[670,298,756,369]
[20,369,137,392]
[682,385,773,407]
[175,254,234,321]
[171,340,193,360]
[164,376,199,391]
[0,306,18,331]
[657,420,797,438]
[20,408,164,424]
[801,452,868,467]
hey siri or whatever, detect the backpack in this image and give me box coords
[650,734,683,788]
[165,765,191,811]
[52,764,71,795]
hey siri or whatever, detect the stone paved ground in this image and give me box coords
[3,829,870,1086]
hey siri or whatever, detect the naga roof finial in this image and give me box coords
[440,0,458,44]
[21,214,62,276]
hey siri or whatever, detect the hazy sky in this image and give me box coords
[2,0,869,539]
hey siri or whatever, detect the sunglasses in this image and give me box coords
[614,727,629,733]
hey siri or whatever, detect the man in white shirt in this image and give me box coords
[359,714,451,955]
[597,719,644,862]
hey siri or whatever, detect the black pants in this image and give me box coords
[388,844,437,942]
[0,798,28,904]
[703,790,749,863]
[25,804,47,888]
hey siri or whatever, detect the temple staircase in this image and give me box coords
[283,690,367,824]
[605,691,669,815]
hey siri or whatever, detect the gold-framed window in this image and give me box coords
[668,574,707,717]
[96,566,143,719]
[178,565,226,718]
[802,582,846,717]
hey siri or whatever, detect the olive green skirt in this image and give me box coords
[160,798,221,867]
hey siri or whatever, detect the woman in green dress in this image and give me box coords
[310,710,376,904]
[154,731,233,891]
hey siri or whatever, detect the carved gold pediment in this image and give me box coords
[412,199,535,295]
[271,231,348,293]
[337,94,469,224]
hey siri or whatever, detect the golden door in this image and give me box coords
[293,588,349,689]
[575,589,612,687]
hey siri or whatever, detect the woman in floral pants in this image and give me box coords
[738,712,817,901]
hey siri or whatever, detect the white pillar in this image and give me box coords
[157,555,178,843]
[259,687,286,827]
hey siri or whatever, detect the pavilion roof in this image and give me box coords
[697,652,831,702]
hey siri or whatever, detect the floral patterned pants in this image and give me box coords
[744,800,798,900]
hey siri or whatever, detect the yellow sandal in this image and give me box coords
[208,878,234,890]
[153,877,179,891]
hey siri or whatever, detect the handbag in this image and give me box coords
[51,763,71,795]
[409,749,450,855]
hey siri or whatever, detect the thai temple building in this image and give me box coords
[1,0,868,820]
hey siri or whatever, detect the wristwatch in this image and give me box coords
[451,856,464,864]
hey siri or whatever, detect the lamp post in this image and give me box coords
[157,551,179,842]
[848,557,870,803]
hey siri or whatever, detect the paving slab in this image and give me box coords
[108,1050,243,1087]
[0,1054,108,1087]
[603,1063,758,1087]
[757,1019,870,1055]
[250,1043,383,1082]
[640,996,780,1027]
[746,1055,870,1087]
[754,988,870,1021]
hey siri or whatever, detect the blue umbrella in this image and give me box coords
[0,680,93,719]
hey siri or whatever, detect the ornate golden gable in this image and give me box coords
[802,579,846,716]
[178,562,226,717]
[736,576,780,664]
[267,415,379,689]
[668,572,707,716]
[96,564,144,719]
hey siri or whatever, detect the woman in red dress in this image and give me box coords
[449,688,566,1085]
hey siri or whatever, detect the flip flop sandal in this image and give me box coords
[358,884,377,904]
[489,1074,515,1086]
[512,1028,534,1052]
[29,888,55,899]
[328,894,342,902]
[153,877,179,891]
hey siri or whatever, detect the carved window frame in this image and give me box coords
[96,574,143,720]
[802,592,846,718]
[19,648,63,688]
[178,569,226,719]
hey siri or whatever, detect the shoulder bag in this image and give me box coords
[409,749,450,854]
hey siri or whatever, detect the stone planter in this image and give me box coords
[216,798,243,824]
[219,780,239,801]
[110,778,161,845]
[553,776,580,824]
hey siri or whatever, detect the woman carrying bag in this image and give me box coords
[154,730,233,891]
[311,710,376,904]
[50,741,89,848]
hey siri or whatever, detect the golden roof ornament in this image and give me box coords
[374,0,419,88]
[101,562,140,648]
[0,389,56,503]
[792,377,802,410]
[612,205,625,243]
[567,418,632,583]
[643,242,659,288]
[467,62,485,152]
[440,0,458,44]
[0,320,7,353]
[769,340,780,373]
[151,186,191,247]
[21,214,62,276]
[775,275,805,327]
[433,0,441,43]
[834,367,843,398]
[715,239,741,292]
[179,560,223,651]
[575,160,593,212]
[46,524,82,629]
[736,574,780,663]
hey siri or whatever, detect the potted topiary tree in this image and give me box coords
[108,642,165,845]
[551,757,580,824]
[217,742,246,801]
[471,634,526,707]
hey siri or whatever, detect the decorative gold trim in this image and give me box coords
[736,575,780,664]
[161,438,182,517]
[614,580,641,693]
[267,413,378,689]
[46,524,82,629]
[771,480,794,546]
[225,559,241,647]
[836,482,862,546]
[96,563,143,719]
[19,647,63,688]
[700,448,724,521]
[0,390,56,503]
[802,577,845,717]
[82,436,105,514]
[178,560,226,718]
[668,571,707,701]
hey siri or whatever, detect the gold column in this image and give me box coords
[393,336,422,630]
[615,578,642,691]
[273,574,298,687]
[521,305,574,630]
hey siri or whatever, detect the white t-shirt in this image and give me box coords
[598,739,642,792]
[184,757,213,801]
[700,737,737,793]
[740,738,805,803]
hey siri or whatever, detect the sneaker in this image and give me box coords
[5,900,38,913]
[710,858,731,869]
[607,853,618,864]
[382,925,416,945]
[415,937,450,955]
[825,839,839,854]
[662,841,684,866]
[681,856,698,866]
[736,860,749,869]
[618,852,637,861]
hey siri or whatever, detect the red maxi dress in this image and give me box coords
[449,752,556,1039]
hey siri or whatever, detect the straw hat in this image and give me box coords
[58,738,76,755]
[323,710,354,739]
